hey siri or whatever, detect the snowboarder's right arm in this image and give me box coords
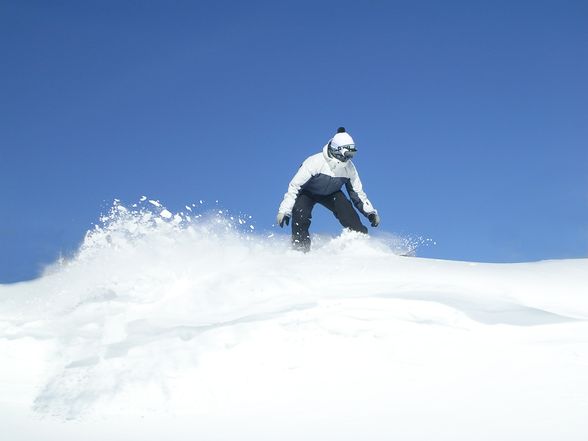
[278,159,314,216]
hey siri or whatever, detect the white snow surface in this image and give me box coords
[1,201,587,440]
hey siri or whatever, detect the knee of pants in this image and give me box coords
[292,211,311,227]
[293,219,311,231]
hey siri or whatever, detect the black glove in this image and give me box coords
[368,212,380,227]
[277,213,290,228]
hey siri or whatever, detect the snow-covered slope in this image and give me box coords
[1,201,587,440]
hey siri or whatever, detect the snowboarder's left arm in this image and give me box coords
[345,163,378,220]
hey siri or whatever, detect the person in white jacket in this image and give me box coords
[277,127,380,251]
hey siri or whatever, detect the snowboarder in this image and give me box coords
[277,127,380,251]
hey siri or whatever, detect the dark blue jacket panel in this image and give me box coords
[301,174,350,197]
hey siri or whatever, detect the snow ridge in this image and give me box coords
[1,200,587,440]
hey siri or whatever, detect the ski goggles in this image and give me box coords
[340,144,357,159]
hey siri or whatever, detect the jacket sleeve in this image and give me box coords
[278,159,314,216]
[345,162,377,217]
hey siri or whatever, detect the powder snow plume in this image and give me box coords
[1,198,587,440]
[0,199,415,416]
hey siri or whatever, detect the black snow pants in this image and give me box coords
[291,190,368,252]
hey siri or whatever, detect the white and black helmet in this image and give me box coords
[328,127,357,162]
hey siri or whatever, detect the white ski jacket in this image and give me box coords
[278,145,377,217]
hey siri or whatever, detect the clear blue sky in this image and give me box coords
[1,0,587,282]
